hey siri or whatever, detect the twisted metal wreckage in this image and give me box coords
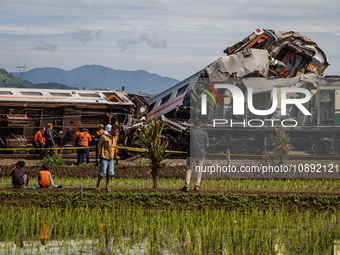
[138,29,340,155]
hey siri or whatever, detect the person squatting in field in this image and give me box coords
[96,124,119,192]
[38,164,55,188]
[11,161,30,188]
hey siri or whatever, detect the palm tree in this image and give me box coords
[138,120,169,188]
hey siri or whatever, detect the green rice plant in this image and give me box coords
[0,206,338,253]
[1,175,340,193]
[136,159,149,166]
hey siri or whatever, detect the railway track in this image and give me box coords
[1,152,340,161]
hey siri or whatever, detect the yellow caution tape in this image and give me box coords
[0,146,95,151]
[115,145,187,154]
[0,145,186,154]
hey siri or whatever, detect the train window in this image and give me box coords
[148,102,156,111]
[78,93,100,98]
[175,84,189,98]
[20,91,42,96]
[246,34,271,50]
[0,91,12,95]
[50,92,71,97]
[159,93,171,106]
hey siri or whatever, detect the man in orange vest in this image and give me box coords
[34,127,45,157]
[38,164,55,188]
[94,124,105,166]
[76,128,92,164]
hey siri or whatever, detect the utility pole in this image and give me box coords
[16,63,28,79]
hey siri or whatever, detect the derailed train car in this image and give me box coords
[147,29,340,154]
[0,88,148,149]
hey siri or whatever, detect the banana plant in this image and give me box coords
[138,120,169,188]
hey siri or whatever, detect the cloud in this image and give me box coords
[117,33,167,52]
[33,40,59,51]
[140,34,167,48]
[117,39,140,52]
[70,29,102,43]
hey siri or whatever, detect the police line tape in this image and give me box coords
[0,145,187,154]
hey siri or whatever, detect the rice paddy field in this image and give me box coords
[0,163,339,254]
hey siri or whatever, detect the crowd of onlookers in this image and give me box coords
[16,119,210,193]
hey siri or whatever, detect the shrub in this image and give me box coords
[35,152,65,167]
[273,128,292,164]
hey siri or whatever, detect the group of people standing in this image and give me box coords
[21,123,119,191]
[34,123,62,157]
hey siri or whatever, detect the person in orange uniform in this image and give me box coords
[76,128,92,164]
[34,127,46,157]
[38,164,55,188]
[94,124,105,166]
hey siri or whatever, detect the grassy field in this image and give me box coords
[1,176,340,193]
[0,176,339,254]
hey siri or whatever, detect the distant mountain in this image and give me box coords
[12,65,180,94]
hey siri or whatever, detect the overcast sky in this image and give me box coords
[1,0,340,81]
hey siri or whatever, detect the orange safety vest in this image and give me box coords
[96,129,104,136]
[39,170,51,187]
[77,132,92,147]
[34,131,45,143]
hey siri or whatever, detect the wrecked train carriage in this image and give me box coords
[146,29,340,154]
[148,28,330,120]
[0,88,146,149]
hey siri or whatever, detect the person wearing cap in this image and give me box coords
[43,123,62,156]
[34,127,45,157]
[94,124,105,166]
[11,161,30,188]
[76,128,92,164]
[96,124,119,192]
[38,164,55,188]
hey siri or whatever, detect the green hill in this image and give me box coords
[0,68,77,89]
